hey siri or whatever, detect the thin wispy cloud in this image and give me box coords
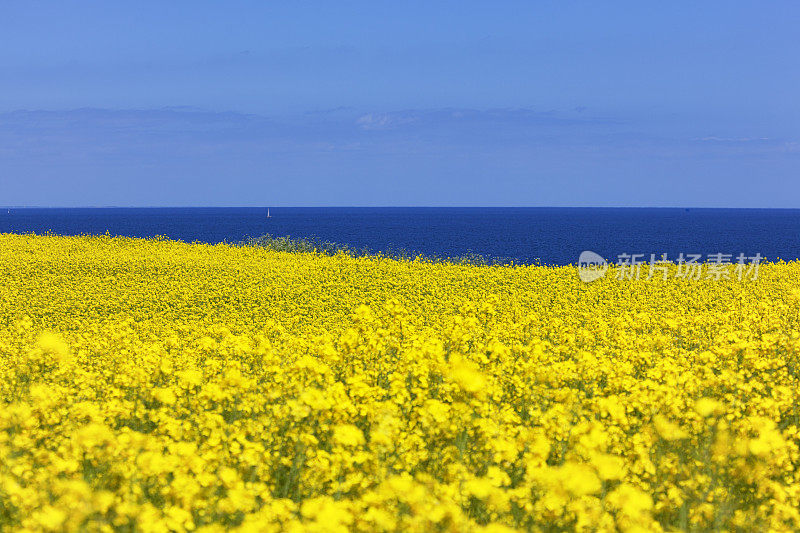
[694,136,772,142]
[1,106,797,207]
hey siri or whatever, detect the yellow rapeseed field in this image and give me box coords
[2,233,800,532]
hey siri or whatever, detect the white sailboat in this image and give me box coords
[266,208,272,219]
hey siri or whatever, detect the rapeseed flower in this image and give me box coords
[1,233,800,531]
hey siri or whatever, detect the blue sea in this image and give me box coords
[1,207,799,266]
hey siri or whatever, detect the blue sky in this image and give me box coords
[1,1,798,206]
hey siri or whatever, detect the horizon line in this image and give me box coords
[3,205,800,210]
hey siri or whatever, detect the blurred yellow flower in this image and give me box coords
[332,424,365,447]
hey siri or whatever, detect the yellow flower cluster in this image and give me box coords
[2,233,800,532]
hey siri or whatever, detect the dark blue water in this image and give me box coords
[1,207,799,265]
